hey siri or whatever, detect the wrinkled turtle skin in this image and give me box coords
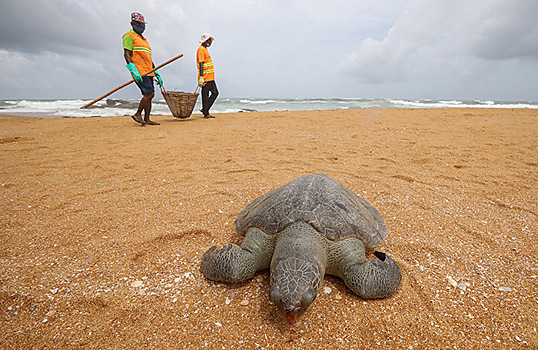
[201,173,401,323]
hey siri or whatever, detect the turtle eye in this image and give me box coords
[269,285,281,302]
[301,288,317,307]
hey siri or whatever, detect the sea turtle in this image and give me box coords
[200,173,401,323]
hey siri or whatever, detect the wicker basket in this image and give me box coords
[160,87,199,119]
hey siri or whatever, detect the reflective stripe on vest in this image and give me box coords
[203,62,214,73]
[133,47,152,54]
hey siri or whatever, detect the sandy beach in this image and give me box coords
[0,108,536,349]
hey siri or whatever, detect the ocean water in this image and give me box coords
[1,97,537,118]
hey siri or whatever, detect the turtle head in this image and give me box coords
[270,285,317,323]
[270,258,320,324]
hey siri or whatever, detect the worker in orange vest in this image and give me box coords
[197,33,219,119]
[123,12,163,125]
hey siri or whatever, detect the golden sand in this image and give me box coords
[0,108,536,349]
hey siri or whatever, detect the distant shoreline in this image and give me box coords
[2,97,537,118]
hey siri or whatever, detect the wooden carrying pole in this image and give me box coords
[81,53,183,109]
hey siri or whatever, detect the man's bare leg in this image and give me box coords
[134,92,160,125]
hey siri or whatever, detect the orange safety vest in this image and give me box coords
[123,30,154,77]
[197,45,215,81]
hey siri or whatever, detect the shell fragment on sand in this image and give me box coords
[447,276,458,288]
[131,280,144,288]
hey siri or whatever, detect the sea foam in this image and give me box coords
[1,98,536,118]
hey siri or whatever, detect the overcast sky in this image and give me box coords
[0,0,537,101]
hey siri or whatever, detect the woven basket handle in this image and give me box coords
[159,85,199,95]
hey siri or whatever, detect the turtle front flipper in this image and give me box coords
[201,227,276,283]
[342,251,401,299]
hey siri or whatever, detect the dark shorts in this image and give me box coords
[135,75,155,95]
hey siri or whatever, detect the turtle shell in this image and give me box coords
[234,173,387,249]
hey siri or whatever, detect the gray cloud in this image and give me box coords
[0,0,536,101]
[470,1,538,60]
[0,0,108,54]
[340,0,538,99]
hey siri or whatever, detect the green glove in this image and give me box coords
[198,76,205,87]
[126,63,142,83]
[154,70,163,86]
